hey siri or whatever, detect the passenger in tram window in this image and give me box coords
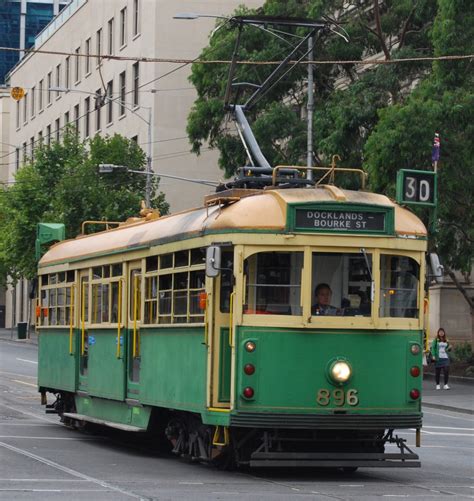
[312,283,341,316]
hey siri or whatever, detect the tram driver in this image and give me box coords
[312,283,341,316]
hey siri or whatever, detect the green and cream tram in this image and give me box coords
[37,178,425,468]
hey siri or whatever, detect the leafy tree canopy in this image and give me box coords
[0,131,168,284]
[188,0,473,307]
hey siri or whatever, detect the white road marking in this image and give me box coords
[423,426,474,431]
[0,370,37,379]
[15,358,38,365]
[179,482,203,485]
[423,409,474,421]
[0,403,60,424]
[11,379,37,388]
[421,430,473,437]
[0,440,144,499]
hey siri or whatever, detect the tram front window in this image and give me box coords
[312,252,372,317]
[244,251,303,315]
[380,255,419,318]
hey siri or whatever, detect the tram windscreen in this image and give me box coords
[312,252,372,317]
[244,252,303,315]
[380,255,419,318]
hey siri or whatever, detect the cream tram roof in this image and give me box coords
[39,186,427,267]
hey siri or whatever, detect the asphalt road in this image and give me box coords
[0,340,473,500]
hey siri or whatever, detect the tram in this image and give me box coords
[36,163,425,468]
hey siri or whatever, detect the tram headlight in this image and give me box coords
[330,361,352,384]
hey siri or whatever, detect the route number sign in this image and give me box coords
[396,169,437,207]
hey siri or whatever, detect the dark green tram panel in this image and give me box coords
[287,203,395,235]
[86,329,126,401]
[235,327,422,413]
[38,329,78,392]
[138,327,207,412]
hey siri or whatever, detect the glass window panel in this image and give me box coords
[50,308,57,326]
[58,272,65,283]
[112,263,122,277]
[92,266,102,279]
[160,253,173,269]
[174,272,188,290]
[244,252,303,315]
[175,250,189,268]
[129,271,141,321]
[220,250,234,313]
[146,256,158,272]
[101,284,109,323]
[145,276,158,299]
[189,290,204,315]
[190,247,205,265]
[159,274,172,290]
[380,255,419,318]
[173,290,187,315]
[49,289,57,307]
[190,270,205,289]
[158,290,171,315]
[145,301,157,324]
[57,288,65,306]
[103,266,110,278]
[58,308,65,325]
[49,274,57,285]
[67,270,75,282]
[111,282,119,323]
[311,252,372,317]
[92,283,102,323]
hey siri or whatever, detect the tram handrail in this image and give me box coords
[69,284,75,355]
[229,292,235,347]
[81,281,86,356]
[116,279,123,359]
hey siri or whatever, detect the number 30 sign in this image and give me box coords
[396,169,437,207]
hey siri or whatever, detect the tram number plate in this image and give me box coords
[316,389,359,407]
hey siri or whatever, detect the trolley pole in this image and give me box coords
[307,36,314,180]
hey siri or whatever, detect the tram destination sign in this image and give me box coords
[294,208,387,233]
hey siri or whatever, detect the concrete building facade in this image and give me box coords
[2,0,263,328]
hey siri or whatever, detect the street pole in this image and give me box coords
[307,36,314,181]
[145,107,152,207]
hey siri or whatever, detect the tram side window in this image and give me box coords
[244,251,303,315]
[39,272,74,326]
[90,265,122,324]
[312,252,372,317]
[220,250,234,313]
[380,255,419,318]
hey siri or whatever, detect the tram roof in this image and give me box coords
[39,186,427,268]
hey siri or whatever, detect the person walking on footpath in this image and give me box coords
[431,327,452,390]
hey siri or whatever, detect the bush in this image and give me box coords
[451,342,474,364]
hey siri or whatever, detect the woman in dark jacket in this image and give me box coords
[431,328,452,390]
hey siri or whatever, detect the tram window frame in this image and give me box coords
[90,264,123,326]
[243,250,304,316]
[379,254,420,319]
[143,247,206,325]
[311,251,373,318]
[39,271,75,327]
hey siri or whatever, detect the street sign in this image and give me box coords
[10,86,25,101]
[396,169,437,207]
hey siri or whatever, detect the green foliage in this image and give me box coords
[451,342,474,365]
[0,131,168,284]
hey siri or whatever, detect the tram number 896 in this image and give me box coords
[316,389,359,407]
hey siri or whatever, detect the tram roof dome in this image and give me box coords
[39,186,427,268]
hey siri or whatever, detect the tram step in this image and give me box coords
[62,412,147,432]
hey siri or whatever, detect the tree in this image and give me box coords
[0,130,168,284]
[364,0,474,310]
[187,0,437,173]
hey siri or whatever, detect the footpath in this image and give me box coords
[0,328,472,415]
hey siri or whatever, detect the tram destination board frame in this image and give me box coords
[288,203,395,235]
[396,169,437,207]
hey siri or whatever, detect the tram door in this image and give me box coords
[209,249,234,408]
[78,270,89,391]
[126,264,142,399]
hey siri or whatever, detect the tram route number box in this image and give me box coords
[396,169,437,207]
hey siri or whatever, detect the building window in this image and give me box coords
[84,97,90,137]
[131,135,138,143]
[119,71,126,116]
[30,136,35,161]
[15,148,20,172]
[31,86,35,117]
[65,56,70,88]
[108,18,114,55]
[96,89,102,131]
[106,80,113,124]
[55,118,60,142]
[38,131,43,144]
[96,28,102,67]
[64,112,70,133]
[47,72,52,105]
[55,64,61,98]
[23,93,28,123]
[133,0,140,37]
[74,47,81,83]
[16,101,20,129]
[133,62,139,107]
[39,79,44,111]
[74,104,80,136]
[85,38,91,75]
[22,142,27,163]
[46,124,51,145]
[120,7,127,47]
